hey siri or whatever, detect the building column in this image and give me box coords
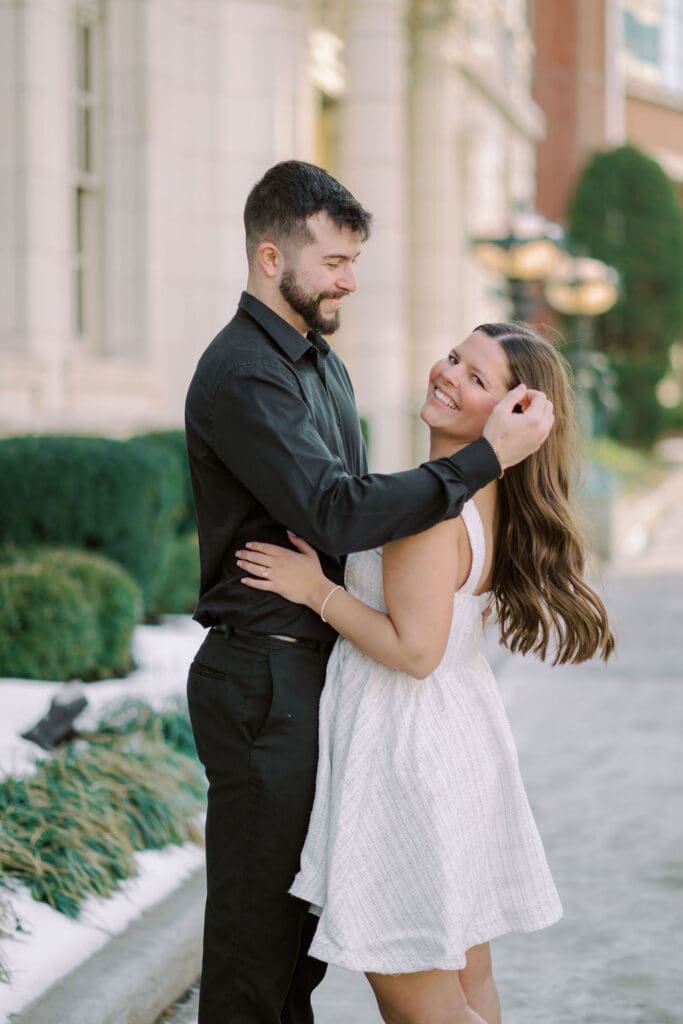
[336,0,409,472]
[0,0,72,428]
[407,14,467,461]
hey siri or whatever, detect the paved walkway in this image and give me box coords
[167,475,683,1024]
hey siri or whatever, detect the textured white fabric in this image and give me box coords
[289,500,562,973]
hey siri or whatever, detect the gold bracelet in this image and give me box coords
[489,442,504,479]
[320,584,343,623]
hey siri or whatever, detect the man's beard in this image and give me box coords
[279,270,343,335]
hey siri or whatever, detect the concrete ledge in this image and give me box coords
[15,869,205,1024]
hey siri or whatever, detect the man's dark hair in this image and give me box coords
[244,160,373,264]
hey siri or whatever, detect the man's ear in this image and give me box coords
[257,240,281,279]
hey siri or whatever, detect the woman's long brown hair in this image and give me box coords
[475,322,615,665]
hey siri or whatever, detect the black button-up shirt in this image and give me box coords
[185,291,500,640]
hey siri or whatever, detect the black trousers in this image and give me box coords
[187,628,332,1024]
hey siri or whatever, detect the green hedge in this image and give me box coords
[0,436,182,611]
[147,532,199,618]
[0,548,142,681]
[130,430,196,535]
[0,703,204,919]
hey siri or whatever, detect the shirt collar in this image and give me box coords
[239,291,329,362]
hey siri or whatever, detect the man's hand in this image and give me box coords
[483,384,554,471]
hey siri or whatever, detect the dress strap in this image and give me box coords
[458,500,487,595]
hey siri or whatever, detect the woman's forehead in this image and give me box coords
[456,331,511,380]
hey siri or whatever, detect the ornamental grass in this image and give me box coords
[0,704,204,920]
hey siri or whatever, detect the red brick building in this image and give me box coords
[532,0,683,221]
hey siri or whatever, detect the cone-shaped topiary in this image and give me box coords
[568,145,683,446]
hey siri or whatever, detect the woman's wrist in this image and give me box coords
[319,584,343,623]
[308,579,336,613]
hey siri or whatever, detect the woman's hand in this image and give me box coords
[236,531,333,610]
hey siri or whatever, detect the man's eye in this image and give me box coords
[326,262,340,269]
[448,353,458,364]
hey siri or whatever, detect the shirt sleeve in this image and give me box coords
[211,359,501,557]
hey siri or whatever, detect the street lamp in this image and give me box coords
[544,255,620,438]
[472,208,566,320]
[544,256,619,319]
[543,253,620,561]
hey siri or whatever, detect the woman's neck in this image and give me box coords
[429,435,469,462]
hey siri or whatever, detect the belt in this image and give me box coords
[211,624,327,651]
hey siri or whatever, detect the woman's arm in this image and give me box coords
[237,520,469,679]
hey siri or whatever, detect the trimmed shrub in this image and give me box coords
[0,436,182,610]
[147,532,200,618]
[0,706,205,919]
[0,547,142,681]
[0,563,99,681]
[42,549,141,678]
[130,429,196,535]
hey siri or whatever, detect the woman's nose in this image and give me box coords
[441,361,461,386]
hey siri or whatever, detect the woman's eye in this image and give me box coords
[448,353,458,364]
[470,374,483,386]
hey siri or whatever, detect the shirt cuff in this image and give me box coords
[450,437,501,495]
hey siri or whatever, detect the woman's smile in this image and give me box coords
[432,386,459,410]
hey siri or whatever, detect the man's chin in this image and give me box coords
[311,313,341,335]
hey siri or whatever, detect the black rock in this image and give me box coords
[21,696,89,750]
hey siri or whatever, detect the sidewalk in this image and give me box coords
[9,466,683,1024]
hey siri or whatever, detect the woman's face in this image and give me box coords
[421,330,512,443]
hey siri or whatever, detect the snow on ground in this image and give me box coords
[0,616,207,1019]
[0,615,206,778]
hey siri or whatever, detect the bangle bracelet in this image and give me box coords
[320,584,343,623]
[488,442,504,479]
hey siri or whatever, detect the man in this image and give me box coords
[185,160,553,1024]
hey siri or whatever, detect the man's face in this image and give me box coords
[278,211,362,334]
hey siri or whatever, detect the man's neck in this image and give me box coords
[245,281,308,337]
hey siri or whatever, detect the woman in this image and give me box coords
[235,322,615,1024]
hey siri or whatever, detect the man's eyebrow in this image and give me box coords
[322,251,362,260]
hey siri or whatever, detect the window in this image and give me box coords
[623,0,683,95]
[310,29,345,174]
[73,8,104,351]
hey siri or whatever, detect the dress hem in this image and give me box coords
[305,906,564,975]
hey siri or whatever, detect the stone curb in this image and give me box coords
[14,868,205,1024]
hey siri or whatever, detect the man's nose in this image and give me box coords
[337,264,358,294]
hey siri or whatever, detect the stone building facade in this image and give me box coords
[1,0,543,470]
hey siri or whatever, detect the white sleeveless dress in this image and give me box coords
[289,500,562,973]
